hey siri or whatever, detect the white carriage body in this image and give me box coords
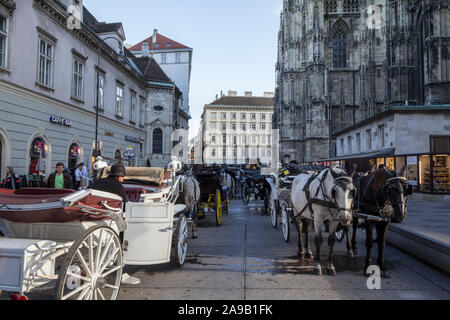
[0,167,185,297]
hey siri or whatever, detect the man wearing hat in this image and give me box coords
[91,163,140,285]
[91,163,128,201]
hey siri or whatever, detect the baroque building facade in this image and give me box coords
[274,0,450,163]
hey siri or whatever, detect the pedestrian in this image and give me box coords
[74,163,83,189]
[0,166,22,190]
[47,162,73,190]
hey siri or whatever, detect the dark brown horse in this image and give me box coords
[341,167,412,278]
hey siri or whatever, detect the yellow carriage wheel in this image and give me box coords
[215,189,222,226]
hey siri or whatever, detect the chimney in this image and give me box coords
[215,94,218,100]
[264,92,275,98]
[141,41,150,57]
[245,91,252,97]
[220,90,223,97]
[228,90,237,96]
[153,29,158,46]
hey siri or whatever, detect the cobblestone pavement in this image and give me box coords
[1,200,449,300]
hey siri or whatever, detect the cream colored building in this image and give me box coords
[201,91,274,165]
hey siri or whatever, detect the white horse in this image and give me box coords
[220,170,234,198]
[178,173,200,238]
[291,166,356,276]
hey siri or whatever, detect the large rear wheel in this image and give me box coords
[215,189,222,226]
[173,215,188,266]
[55,225,123,300]
[281,204,290,243]
[269,195,277,229]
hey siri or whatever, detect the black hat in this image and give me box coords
[110,164,126,177]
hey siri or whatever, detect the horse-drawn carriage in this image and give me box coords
[265,164,326,242]
[194,168,230,226]
[239,168,270,207]
[0,160,188,300]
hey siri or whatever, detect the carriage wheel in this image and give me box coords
[281,204,290,243]
[335,224,344,242]
[268,196,277,229]
[241,184,250,205]
[55,225,123,300]
[173,214,188,266]
[215,189,222,226]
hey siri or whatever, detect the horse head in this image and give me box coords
[373,166,410,223]
[330,165,357,226]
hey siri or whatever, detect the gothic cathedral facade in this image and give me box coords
[274,0,450,163]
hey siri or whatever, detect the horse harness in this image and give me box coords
[356,168,407,219]
[294,168,354,222]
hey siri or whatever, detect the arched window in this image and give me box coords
[153,128,163,154]
[333,21,348,69]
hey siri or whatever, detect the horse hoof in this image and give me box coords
[347,251,354,259]
[352,248,358,255]
[297,251,305,259]
[314,268,322,276]
[381,270,390,278]
[327,267,336,276]
[305,252,313,259]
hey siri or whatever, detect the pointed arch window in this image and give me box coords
[153,128,163,154]
[333,22,348,69]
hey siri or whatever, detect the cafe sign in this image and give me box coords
[125,136,140,143]
[50,116,72,127]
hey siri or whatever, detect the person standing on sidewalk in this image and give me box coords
[74,163,83,189]
[0,167,22,190]
[47,162,73,190]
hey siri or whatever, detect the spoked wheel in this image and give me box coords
[280,204,290,243]
[215,189,222,226]
[335,224,344,242]
[173,214,188,266]
[241,184,250,205]
[268,195,277,229]
[55,225,123,300]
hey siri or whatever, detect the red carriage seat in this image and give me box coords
[124,188,148,202]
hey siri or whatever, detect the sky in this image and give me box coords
[83,0,282,139]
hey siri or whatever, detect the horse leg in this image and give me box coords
[376,221,390,278]
[313,218,323,276]
[295,218,305,258]
[303,219,313,259]
[351,218,358,255]
[343,224,353,258]
[327,221,338,276]
[364,221,374,277]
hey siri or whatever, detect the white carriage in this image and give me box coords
[265,168,299,243]
[0,160,188,300]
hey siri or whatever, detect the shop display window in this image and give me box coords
[395,156,406,173]
[29,137,47,175]
[419,155,431,192]
[432,155,450,193]
[386,157,395,171]
[376,157,385,169]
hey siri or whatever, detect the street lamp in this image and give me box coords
[94,37,126,158]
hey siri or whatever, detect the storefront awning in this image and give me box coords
[323,148,395,162]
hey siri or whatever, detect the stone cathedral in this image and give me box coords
[274,0,450,163]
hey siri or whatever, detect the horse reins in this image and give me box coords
[294,168,355,222]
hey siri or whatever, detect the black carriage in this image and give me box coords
[194,169,229,226]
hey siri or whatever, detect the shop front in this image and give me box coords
[322,152,450,195]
